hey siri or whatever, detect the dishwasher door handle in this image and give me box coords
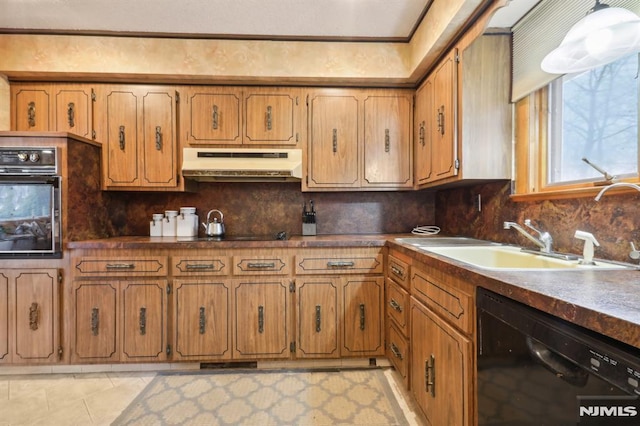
[526,337,588,387]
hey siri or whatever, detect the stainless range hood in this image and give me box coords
[182,148,302,182]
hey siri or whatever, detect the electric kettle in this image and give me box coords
[202,209,225,237]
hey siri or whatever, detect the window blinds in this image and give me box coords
[512,0,640,102]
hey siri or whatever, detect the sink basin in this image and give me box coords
[395,237,497,246]
[419,245,633,271]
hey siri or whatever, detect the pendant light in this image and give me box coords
[541,0,640,74]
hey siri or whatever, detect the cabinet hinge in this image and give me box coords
[306,94,309,106]
[167,284,172,295]
[306,175,309,185]
[289,280,296,293]
[58,346,63,359]
[455,51,460,63]
[296,133,299,143]
[290,342,296,353]
[175,91,180,103]
[295,96,299,106]
[166,344,172,356]
[91,89,96,101]
[454,159,460,170]
[58,273,63,283]
[92,130,96,140]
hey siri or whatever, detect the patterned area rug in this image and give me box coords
[112,368,408,426]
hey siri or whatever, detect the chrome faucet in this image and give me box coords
[594,182,640,201]
[503,219,553,253]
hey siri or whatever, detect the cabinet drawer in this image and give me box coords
[73,256,168,277]
[387,254,410,290]
[387,321,409,388]
[296,249,383,275]
[172,255,230,276]
[411,268,474,334]
[233,255,291,276]
[386,278,409,334]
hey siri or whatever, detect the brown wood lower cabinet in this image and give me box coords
[232,278,291,359]
[0,269,60,364]
[173,279,231,361]
[73,281,119,362]
[295,277,340,359]
[342,276,384,356]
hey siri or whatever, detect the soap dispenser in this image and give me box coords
[574,230,599,265]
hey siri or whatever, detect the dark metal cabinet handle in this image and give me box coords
[91,307,99,336]
[212,105,219,129]
[247,262,276,269]
[384,128,390,153]
[419,121,425,146]
[29,302,39,331]
[67,102,75,128]
[315,305,322,332]
[327,261,355,269]
[155,126,162,150]
[105,263,135,270]
[332,128,338,153]
[199,307,206,335]
[437,105,445,136]
[389,343,403,360]
[119,125,126,150]
[359,303,365,331]
[389,299,403,312]
[185,263,215,270]
[139,307,147,335]
[27,102,36,127]
[258,305,264,334]
[266,105,273,130]
[390,265,404,279]
[425,354,436,397]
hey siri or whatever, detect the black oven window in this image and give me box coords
[0,183,54,252]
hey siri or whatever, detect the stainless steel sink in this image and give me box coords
[416,245,634,271]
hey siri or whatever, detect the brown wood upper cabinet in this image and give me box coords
[306,88,413,191]
[414,33,511,189]
[180,86,303,146]
[11,83,94,139]
[93,84,181,191]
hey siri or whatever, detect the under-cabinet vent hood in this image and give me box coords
[182,148,302,182]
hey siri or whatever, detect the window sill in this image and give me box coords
[510,181,640,202]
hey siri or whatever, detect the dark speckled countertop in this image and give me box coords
[68,234,640,350]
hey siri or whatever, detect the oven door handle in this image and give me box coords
[526,337,588,387]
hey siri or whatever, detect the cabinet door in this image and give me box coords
[431,50,458,182]
[73,281,119,362]
[173,279,231,360]
[244,90,299,145]
[411,298,472,426]
[181,87,242,145]
[141,90,178,187]
[341,276,384,356]
[232,279,290,359]
[414,78,434,186]
[121,280,168,361]
[296,278,339,358]
[53,85,93,138]
[363,94,413,188]
[12,86,51,131]
[0,272,8,363]
[101,88,140,186]
[12,269,59,363]
[307,93,360,188]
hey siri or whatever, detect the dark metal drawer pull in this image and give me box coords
[212,105,219,129]
[199,307,206,335]
[389,299,403,312]
[390,343,403,360]
[27,102,36,127]
[155,126,162,150]
[186,263,215,270]
[247,262,276,269]
[67,102,75,128]
[258,305,264,333]
[390,265,404,278]
[332,128,338,153]
[315,305,322,332]
[91,307,99,336]
[105,263,135,270]
[327,261,355,268]
[359,303,366,331]
[266,105,273,130]
[119,125,126,150]
[425,354,436,397]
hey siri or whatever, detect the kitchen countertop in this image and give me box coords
[68,233,640,350]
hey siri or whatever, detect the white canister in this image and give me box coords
[180,207,198,236]
[150,213,164,237]
[162,215,177,237]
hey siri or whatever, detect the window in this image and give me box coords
[513,53,640,199]
[548,54,639,185]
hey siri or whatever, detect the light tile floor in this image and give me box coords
[0,364,423,426]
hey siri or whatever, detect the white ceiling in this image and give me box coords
[0,0,538,41]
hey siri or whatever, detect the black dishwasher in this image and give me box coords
[477,288,640,425]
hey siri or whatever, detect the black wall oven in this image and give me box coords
[477,288,640,425]
[0,147,62,258]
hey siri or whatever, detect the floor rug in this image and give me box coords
[111,368,409,426]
